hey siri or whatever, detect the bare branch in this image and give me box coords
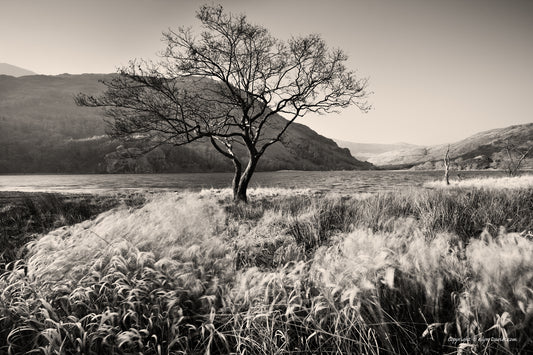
[76,4,370,202]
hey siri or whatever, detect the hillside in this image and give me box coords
[368,123,533,170]
[335,140,419,162]
[0,74,373,173]
[0,63,36,77]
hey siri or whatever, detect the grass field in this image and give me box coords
[1,176,532,354]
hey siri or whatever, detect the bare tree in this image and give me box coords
[504,140,532,177]
[76,5,369,202]
[444,145,451,185]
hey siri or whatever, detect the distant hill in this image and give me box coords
[0,74,373,173]
[335,140,419,162]
[0,63,36,77]
[367,123,533,170]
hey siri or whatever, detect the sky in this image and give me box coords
[1,0,532,145]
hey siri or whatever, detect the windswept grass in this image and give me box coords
[1,180,532,354]
[0,192,125,269]
[425,174,533,190]
[226,186,532,244]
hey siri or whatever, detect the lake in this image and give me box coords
[0,170,508,195]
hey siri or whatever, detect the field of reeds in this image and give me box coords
[1,176,532,354]
[0,192,128,269]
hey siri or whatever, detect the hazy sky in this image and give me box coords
[1,0,532,145]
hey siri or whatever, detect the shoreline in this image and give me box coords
[1,168,529,176]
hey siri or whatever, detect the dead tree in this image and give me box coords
[444,145,451,185]
[504,140,532,177]
[76,4,370,203]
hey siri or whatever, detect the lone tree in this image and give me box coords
[443,145,451,185]
[76,5,370,202]
[504,140,532,177]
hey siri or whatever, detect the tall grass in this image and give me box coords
[0,192,121,269]
[1,182,532,354]
[227,186,532,243]
[425,174,533,190]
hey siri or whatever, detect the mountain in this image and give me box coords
[0,63,36,77]
[0,74,373,173]
[367,123,533,170]
[335,140,419,162]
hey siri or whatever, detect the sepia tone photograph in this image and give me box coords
[1,0,532,353]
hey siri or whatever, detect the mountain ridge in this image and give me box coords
[335,140,420,162]
[0,63,36,77]
[365,123,533,170]
[0,74,373,173]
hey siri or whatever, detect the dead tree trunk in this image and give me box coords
[444,145,451,185]
[505,140,532,176]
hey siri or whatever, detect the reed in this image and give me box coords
[0,192,121,269]
[1,178,531,354]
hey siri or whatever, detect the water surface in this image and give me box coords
[0,170,507,195]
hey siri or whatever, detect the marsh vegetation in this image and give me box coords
[1,176,532,354]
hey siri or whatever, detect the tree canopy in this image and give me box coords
[76,4,370,202]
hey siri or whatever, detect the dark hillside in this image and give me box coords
[0,74,373,173]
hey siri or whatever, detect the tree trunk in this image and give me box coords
[231,158,242,199]
[234,157,258,203]
[444,145,450,185]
